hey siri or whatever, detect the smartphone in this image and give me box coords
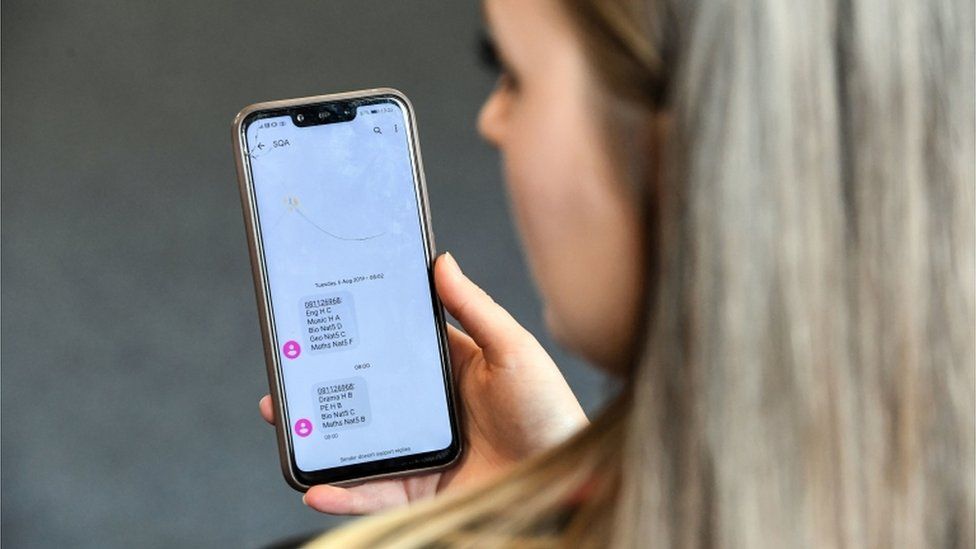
[232,88,461,490]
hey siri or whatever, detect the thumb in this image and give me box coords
[434,253,535,364]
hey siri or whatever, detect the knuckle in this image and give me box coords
[453,294,479,322]
[493,335,541,369]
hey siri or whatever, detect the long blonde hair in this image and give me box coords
[312,0,974,546]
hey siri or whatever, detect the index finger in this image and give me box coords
[258,395,275,425]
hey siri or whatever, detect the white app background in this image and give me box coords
[245,102,453,472]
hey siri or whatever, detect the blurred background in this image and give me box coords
[1,1,609,547]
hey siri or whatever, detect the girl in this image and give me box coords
[261,0,974,546]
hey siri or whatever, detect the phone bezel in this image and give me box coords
[231,88,462,490]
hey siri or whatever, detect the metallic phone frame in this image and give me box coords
[231,88,462,491]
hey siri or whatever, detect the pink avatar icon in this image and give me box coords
[282,340,301,360]
[294,418,313,438]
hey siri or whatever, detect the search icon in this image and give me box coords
[373,127,382,134]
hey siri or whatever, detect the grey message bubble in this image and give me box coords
[312,377,372,434]
[300,291,359,353]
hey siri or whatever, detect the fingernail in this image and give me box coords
[444,252,462,276]
[302,493,309,506]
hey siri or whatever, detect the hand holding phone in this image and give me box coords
[259,253,588,514]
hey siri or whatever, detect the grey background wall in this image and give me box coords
[1,1,609,547]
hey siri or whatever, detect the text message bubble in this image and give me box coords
[312,377,371,434]
[301,291,359,353]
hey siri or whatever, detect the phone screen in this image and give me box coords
[242,97,456,480]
